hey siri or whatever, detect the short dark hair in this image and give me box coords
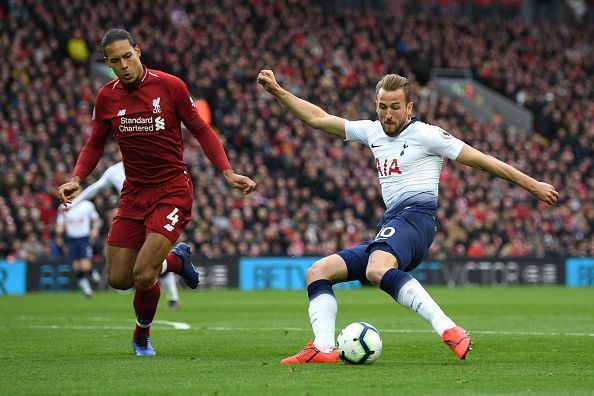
[101,29,136,53]
[375,74,414,104]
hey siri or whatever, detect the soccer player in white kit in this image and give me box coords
[257,70,559,363]
[56,200,102,297]
[70,161,182,309]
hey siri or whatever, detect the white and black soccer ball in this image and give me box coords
[336,322,382,364]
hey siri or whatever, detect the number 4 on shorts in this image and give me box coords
[164,207,179,232]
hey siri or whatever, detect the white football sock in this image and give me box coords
[397,278,455,336]
[308,293,338,352]
[91,269,101,283]
[78,277,92,297]
[160,272,179,302]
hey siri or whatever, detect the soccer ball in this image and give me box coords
[336,322,382,364]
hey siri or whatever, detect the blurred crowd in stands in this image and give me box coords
[1,0,592,263]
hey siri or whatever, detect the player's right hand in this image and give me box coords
[531,181,559,205]
[257,70,280,94]
[58,179,81,206]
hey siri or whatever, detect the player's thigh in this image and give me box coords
[106,246,138,289]
[306,254,349,285]
[106,216,145,288]
[334,242,374,285]
[133,232,174,288]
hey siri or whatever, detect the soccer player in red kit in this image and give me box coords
[58,29,256,356]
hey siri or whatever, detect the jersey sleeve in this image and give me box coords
[73,93,110,181]
[170,77,232,172]
[71,171,111,207]
[344,120,374,145]
[420,125,465,160]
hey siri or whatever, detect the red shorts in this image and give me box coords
[107,172,193,249]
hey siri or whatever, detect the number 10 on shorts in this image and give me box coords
[163,207,179,232]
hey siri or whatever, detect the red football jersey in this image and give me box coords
[73,67,231,186]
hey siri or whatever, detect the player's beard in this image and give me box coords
[382,117,407,137]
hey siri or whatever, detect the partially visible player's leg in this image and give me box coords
[160,242,199,289]
[306,254,347,352]
[367,211,471,359]
[69,238,93,297]
[77,257,94,298]
[160,272,179,309]
[281,252,352,364]
[368,249,456,336]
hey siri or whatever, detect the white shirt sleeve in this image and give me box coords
[344,120,374,145]
[420,125,465,160]
[71,171,113,207]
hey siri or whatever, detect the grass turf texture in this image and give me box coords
[1,287,593,395]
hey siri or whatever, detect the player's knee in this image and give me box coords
[307,259,336,283]
[108,273,132,290]
[365,266,384,286]
[366,260,393,286]
[133,269,157,290]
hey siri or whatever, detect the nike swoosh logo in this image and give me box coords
[371,143,382,148]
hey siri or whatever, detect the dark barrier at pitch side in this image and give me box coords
[25,257,239,292]
[413,258,566,286]
[11,256,587,293]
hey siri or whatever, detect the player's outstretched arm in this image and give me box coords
[257,69,346,139]
[455,144,559,205]
[222,169,256,195]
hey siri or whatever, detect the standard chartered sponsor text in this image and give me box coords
[120,116,155,132]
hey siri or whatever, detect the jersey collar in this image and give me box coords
[398,116,419,134]
[117,66,149,91]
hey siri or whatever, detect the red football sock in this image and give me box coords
[164,252,183,274]
[133,281,161,339]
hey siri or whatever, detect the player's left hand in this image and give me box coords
[58,178,82,206]
[531,181,559,205]
[222,170,256,195]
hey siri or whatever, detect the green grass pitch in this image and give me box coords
[1,287,593,395]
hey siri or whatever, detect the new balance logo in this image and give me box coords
[163,224,174,232]
[155,116,165,131]
[117,109,126,116]
[152,97,161,114]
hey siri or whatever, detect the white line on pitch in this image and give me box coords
[193,326,594,337]
[2,324,593,337]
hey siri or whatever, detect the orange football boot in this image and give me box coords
[442,326,472,359]
[280,342,339,364]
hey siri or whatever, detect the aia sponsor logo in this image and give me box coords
[376,158,401,176]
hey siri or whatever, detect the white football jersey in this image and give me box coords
[56,200,100,238]
[71,162,125,207]
[345,118,465,211]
